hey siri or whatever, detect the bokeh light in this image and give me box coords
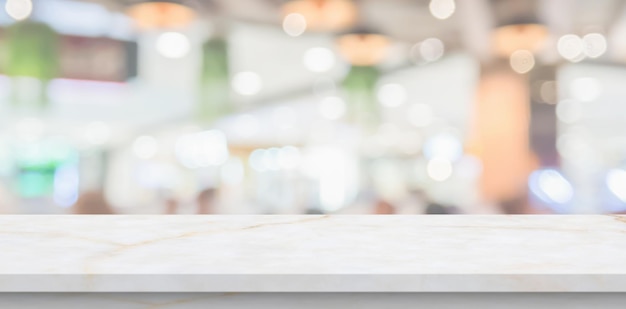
[278,146,301,169]
[582,33,607,58]
[423,133,463,161]
[558,34,584,61]
[427,157,453,182]
[282,13,307,37]
[232,71,262,96]
[156,32,191,59]
[303,47,336,73]
[175,130,229,169]
[529,169,574,205]
[420,38,445,62]
[509,50,535,74]
[429,0,456,20]
[377,83,407,108]
[5,0,33,21]
[607,169,626,203]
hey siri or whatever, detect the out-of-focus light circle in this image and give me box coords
[607,169,626,202]
[174,135,197,169]
[377,83,407,107]
[423,133,463,161]
[197,130,229,166]
[303,47,336,73]
[53,164,79,208]
[156,32,191,59]
[408,103,434,127]
[582,33,607,58]
[409,43,424,64]
[569,77,602,102]
[265,148,281,171]
[319,96,346,120]
[278,146,301,169]
[85,121,111,145]
[5,0,33,21]
[556,100,582,124]
[249,149,267,172]
[175,130,229,168]
[420,38,445,62]
[429,0,455,20]
[132,135,159,160]
[530,169,574,205]
[273,106,297,130]
[427,157,453,182]
[232,71,262,96]
[557,34,584,61]
[509,50,535,74]
[539,80,558,104]
[283,13,307,37]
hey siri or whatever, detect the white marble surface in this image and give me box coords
[1,215,626,292]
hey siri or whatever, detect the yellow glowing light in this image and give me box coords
[282,0,357,32]
[127,1,196,30]
[493,23,548,57]
[337,33,390,66]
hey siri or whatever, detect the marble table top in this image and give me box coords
[1,215,626,292]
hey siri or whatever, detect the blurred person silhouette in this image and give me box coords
[0,183,16,214]
[305,207,325,215]
[374,199,396,214]
[413,189,460,214]
[164,197,179,214]
[499,195,528,214]
[196,188,217,214]
[72,191,115,214]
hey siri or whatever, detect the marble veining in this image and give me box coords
[1,215,626,292]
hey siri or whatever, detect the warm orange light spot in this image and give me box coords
[127,2,196,30]
[493,23,548,57]
[282,0,358,32]
[336,34,390,66]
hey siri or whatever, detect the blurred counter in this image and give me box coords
[1,215,626,292]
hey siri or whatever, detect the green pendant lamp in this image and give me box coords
[4,21,60,110]
[197,36,232,124]
[337,28,390,130]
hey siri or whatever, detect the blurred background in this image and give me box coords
[0,0,625,215]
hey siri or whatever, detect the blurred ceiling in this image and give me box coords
[82,0,626,61]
